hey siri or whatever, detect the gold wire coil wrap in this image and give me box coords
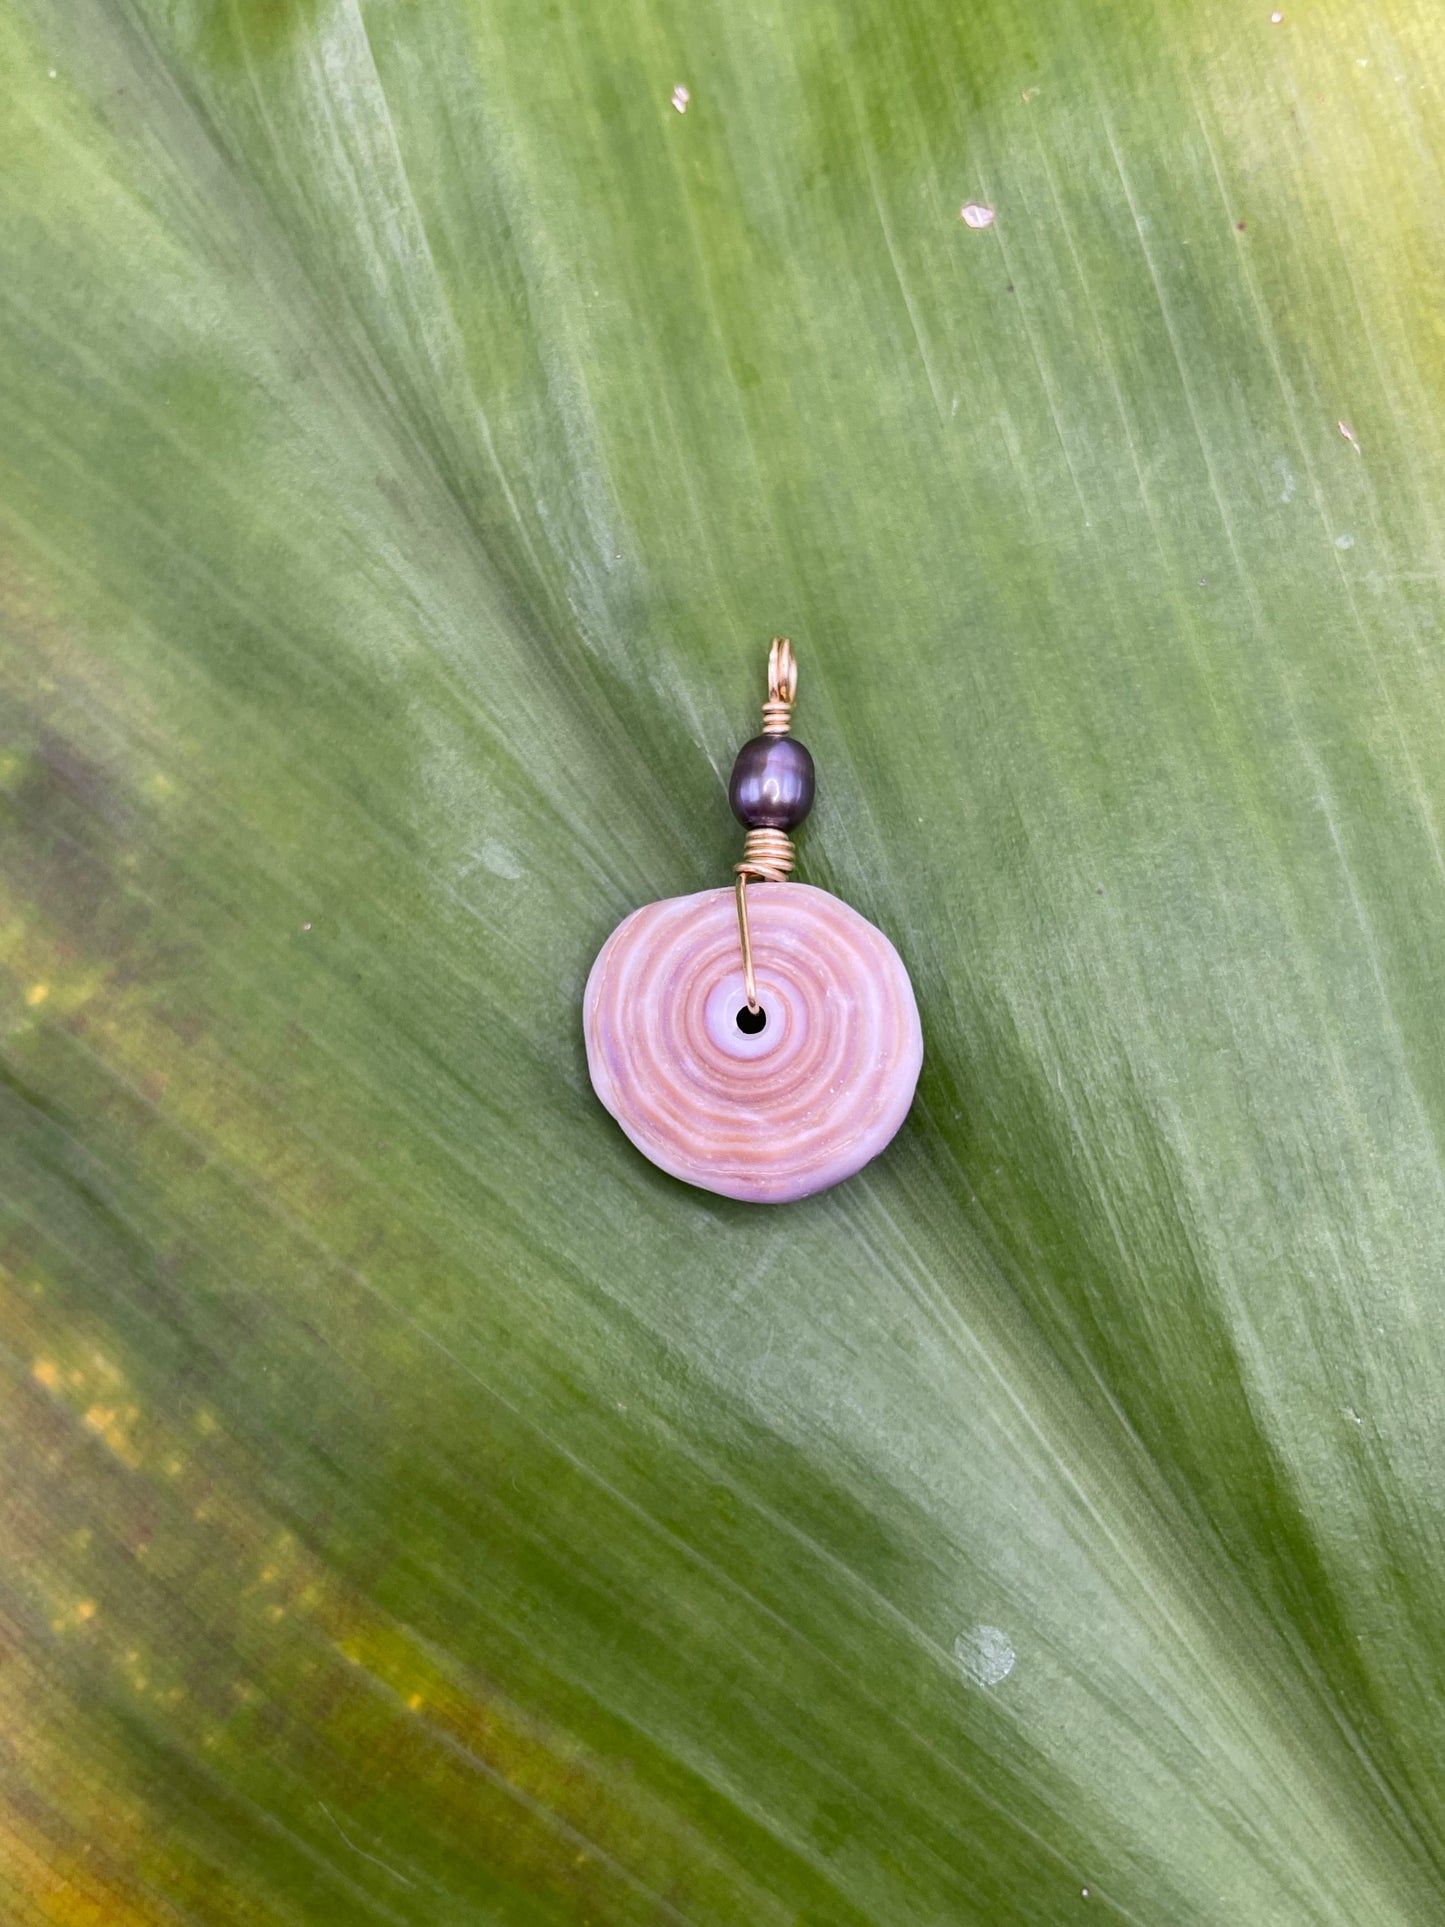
[734,827,796,883]
[733,640,799,1012]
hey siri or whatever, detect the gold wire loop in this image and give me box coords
[762,636,797,736]
[732,642,800,1013]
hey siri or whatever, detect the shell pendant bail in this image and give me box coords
[731,638,813,1012]
[583,637,922,1204]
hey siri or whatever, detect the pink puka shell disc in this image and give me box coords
[584,882,922,1203]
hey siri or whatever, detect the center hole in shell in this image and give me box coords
[736,1004,767,1035]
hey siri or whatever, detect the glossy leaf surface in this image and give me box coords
[4,0,1445,1921]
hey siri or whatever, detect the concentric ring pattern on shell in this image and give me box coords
[584,883,923,1202]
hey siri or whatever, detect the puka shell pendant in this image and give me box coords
[584,881,922,1203]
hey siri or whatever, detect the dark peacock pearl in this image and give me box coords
[728,735,816,830]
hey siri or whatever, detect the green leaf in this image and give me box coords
[4,0,1444,1920]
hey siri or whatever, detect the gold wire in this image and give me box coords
[734,874,758,1013]
[768,636,798,706]
[732,640,798,1013]
[734,828,796,882]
